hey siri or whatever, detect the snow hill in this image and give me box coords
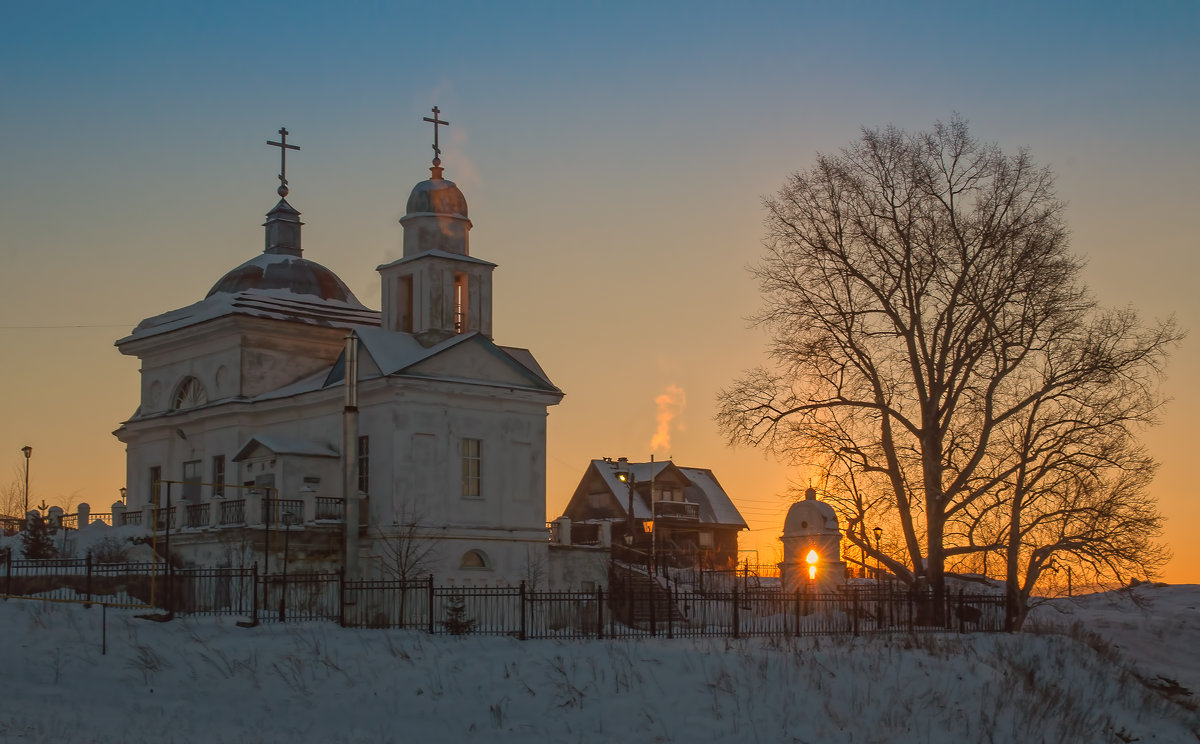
[0,584,1196,743]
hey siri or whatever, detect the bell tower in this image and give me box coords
[378,107,495,346]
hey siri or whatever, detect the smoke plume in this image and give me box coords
[650,384,686,452]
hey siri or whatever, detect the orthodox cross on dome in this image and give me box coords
[423,106,449,176]
[266,127,301,197]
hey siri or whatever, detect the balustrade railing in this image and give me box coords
[153,506,176,531]
[263,498,303,525]
[185,503,210,529]
[219,499,245,525]
[314,497,344,521]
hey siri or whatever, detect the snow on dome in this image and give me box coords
[206,252,364,305]
[405,177,468,217]
[782,498,840,536]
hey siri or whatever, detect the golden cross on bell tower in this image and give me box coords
[423,106,449,177]
[266,127,301,197]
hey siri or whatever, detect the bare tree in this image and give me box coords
[717,116,1179,610]
[523,545,548,590]
[377,504,439,624]
[378,506,439,582]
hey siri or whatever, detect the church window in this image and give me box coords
[357,436,370,494]
[453,272,469,333]
[182,460,201,502]
[397,276,414,333]
[171,377,208,411]
[461,438,481,498]
[459,549,489,569]
[149,466,161,506]
[211,456,225,498]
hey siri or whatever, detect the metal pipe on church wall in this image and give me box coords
[343,332,361,578]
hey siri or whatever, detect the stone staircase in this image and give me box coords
[609,562,685,629]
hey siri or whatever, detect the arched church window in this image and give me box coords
[453,272,469,333]
[171,377,208,411]
[459,549,489,569]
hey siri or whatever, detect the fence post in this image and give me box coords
[792,590,801,638]
[596,587,604,640]
[4,548,10,598]
[648,578,656,637]
[427,575,435,634]
[608,583,615,639]
[85,552,93,606]
[732,585,740,639]
[852,587,859,637]
[667,583,674,639]
[251,562,259,626]
[338,567,346,627]
[519,580,527,641]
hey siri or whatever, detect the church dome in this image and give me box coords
[406,177,468,217]
[206,252,364,305]
[782,495,840,536]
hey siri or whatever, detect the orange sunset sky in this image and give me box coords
[1,2,1197,583]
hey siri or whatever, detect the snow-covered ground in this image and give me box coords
[1,584,1196,743]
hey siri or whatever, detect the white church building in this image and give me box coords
[112,116,563,585]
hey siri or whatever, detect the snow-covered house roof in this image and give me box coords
[571,459,747,528]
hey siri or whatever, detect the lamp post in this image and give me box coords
[119,487,126,505]
[872,526,883,580]
[21,446,32,519]
[615,458,634,547]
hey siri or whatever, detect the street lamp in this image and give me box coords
[119,487,127,505]
[615,458,634,546]
[872,526,883,579]
[21,446,32,518]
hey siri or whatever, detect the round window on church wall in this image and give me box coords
[800,520,808,529]
[171,377,208,411]
[460,549,489,569]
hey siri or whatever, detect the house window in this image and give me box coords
[182,460,201,502]
[661,488,674,502]
[149,466,161,506]
[357,435,370,494]
[171,376,208,411]
[461,438,481,498]
[211,455,225,498]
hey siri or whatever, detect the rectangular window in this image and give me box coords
[149,466,161,506]
[211,455,225,498]
[182,460,201,502]
[461,438,481,499]
[357,435,370,494]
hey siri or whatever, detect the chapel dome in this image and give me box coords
[205,252,365,306]
[782,498,840,537]
[405,177,468,217]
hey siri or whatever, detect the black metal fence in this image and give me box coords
[0,555,1006,639]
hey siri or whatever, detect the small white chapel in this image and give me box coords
[112,112,563,585]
